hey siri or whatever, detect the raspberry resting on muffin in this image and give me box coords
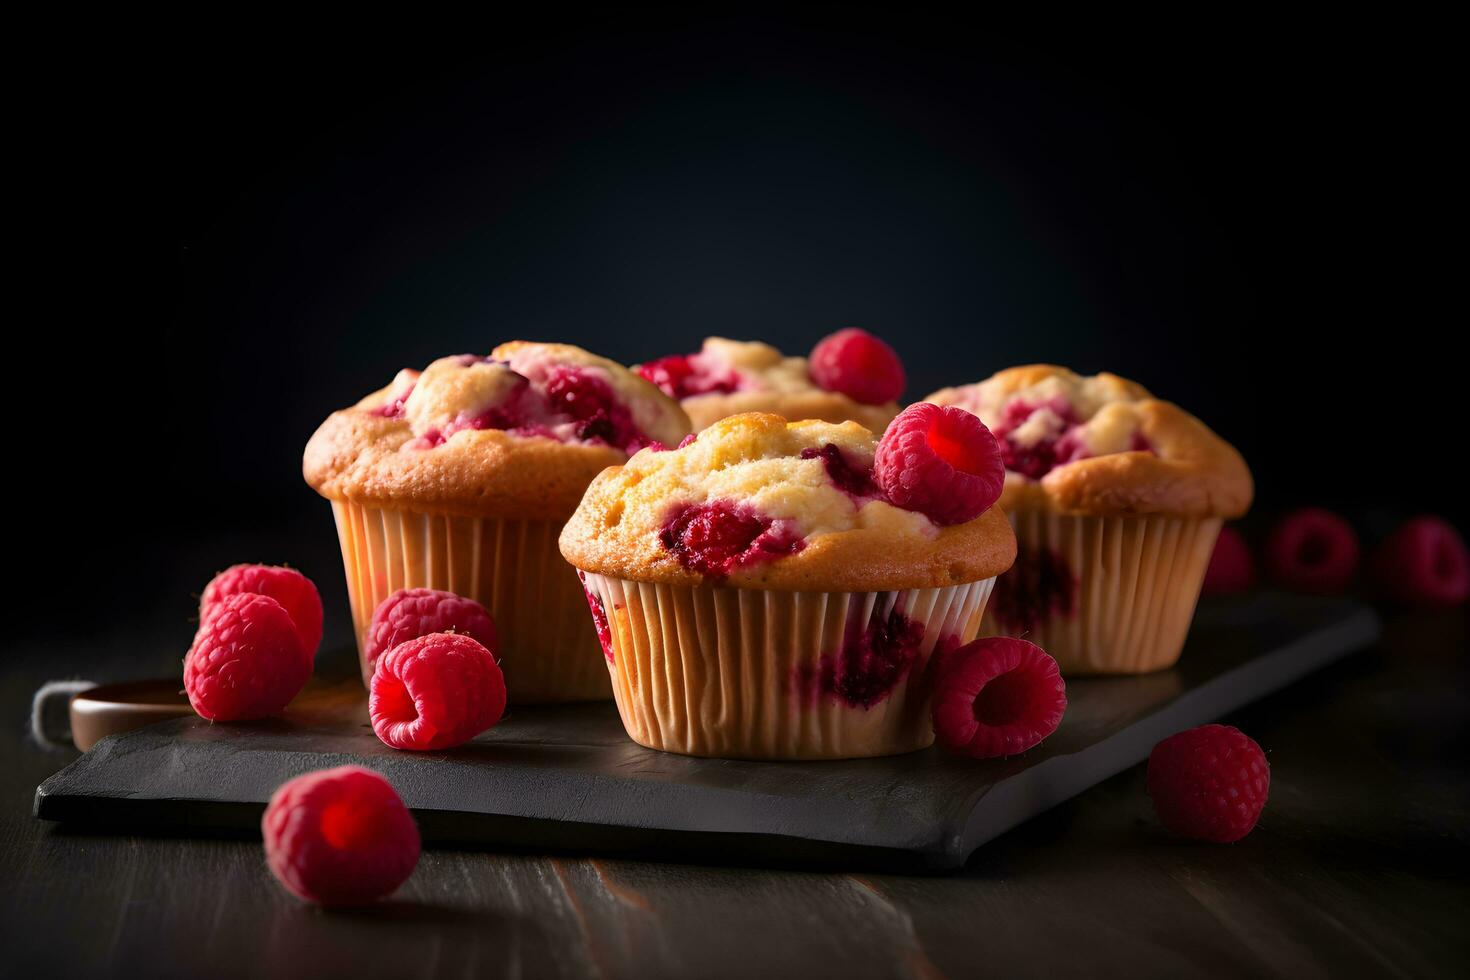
[635,336,902,433]
[303,342,691,521]
[559,412,1015,591]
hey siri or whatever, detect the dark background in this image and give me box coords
[15,14,1454,675]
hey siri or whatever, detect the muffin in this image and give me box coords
[635,331,903,432]
[304,342,691,701]
[927,365,1252,674]
[559,409,1015,759]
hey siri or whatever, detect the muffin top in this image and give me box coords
[635,337,900,432]
[926,364,1252,517]
[560,412,1015,591]
[304,342,691,519]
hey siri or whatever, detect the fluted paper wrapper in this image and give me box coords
[330,500,611,703]
[980,511,1222,675]
[576,575,995,759]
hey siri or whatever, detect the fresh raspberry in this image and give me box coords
[659,501,804,578]
[932,637,1066,758]
[363,588,499,669]
[1373,516,1470,607]
[369,633,506,751]
[1202,526,1256,596]
[636,354,740,400]
[800,443,879,498]
[184,593,311,721]
[200,564,323,660]
[1147,724,1270,843]
[262,765,420,906]
[808,328,906,405]
[873,403,1005,525]
[1265,507,1360,594]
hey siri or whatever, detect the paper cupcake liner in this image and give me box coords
[980,511,1223,675]
[330,500,612,703]
[576,574,996,759]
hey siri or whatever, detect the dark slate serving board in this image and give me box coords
[35,593,1379,870]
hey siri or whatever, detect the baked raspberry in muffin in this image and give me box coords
[304,342,691,702]
[635,334,903,433]
[559,411,1015,759]
[926,365,1252,674]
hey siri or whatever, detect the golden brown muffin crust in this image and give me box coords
[926,365,1252,518]
[303,342,691,520]
[560,412,1015,591]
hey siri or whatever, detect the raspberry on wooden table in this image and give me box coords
[808,328,906,405]
[364,588,499,669]
[1147,724,1270,843]
[1373,515,1470,608]
[1265,507,1360,594]
[932,637,1067,759]
[873,402,1005,525]
[262,765,420,906]
[1202,526,1256,595]
[370,632,507,751]
[200,564,323,660]
[184,593,311,721]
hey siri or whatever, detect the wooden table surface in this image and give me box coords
[2,611,1466,979]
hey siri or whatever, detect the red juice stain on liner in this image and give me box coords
[794,601,927,709]
[990,546,1077,634]
[577,571,615,663]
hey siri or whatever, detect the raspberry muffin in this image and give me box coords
[559,407,1015,759]
[304,342,691,701]
[927,365,1253,674]
[635,329,904,433]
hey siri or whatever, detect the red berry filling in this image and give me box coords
[989,546,1077,634]
[794,604,926,708]
[1265,507,1360,594]
[808,328,906,405]
[636,353,742,400]
[262,765,420,906]
[932,637,1066,758]
[577,572,615,663]
[543,366,651,452]
[1373,516,1470,607]
[874,403,1005,525]
[993,399,1083,480]
[992,398,1154,480]
[369,632,507,751]
[377,387,415,419]
[392,360,657,454]
[363,588,499,669]
[1202,526,1256,596]
[659,501,804,578]
[800,443,879,499]
[1148,724,1270,843]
